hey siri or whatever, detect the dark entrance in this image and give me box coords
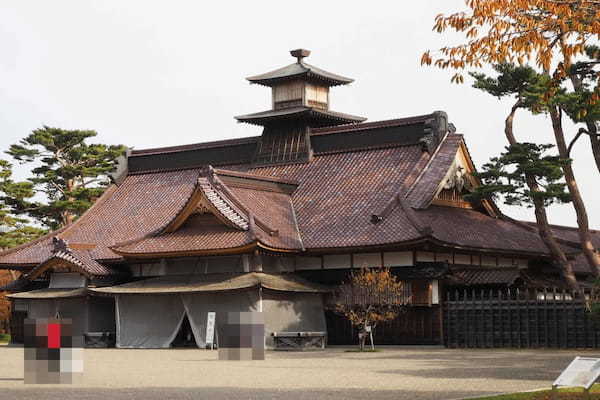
[9,311,26,344]
[172,315,197,348]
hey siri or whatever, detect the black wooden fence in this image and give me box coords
[445,288,600,348]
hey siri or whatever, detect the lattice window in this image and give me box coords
[253,126,310,165]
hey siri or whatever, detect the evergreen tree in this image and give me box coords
[558,45,600,173]
[469,65,583,291]
[0,160,45,249]
[422,0,600,287]
[6,127,126,229]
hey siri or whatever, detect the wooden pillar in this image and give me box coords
[251,251,263,272]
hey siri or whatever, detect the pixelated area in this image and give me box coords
[24,318,84,384]
[218,312,265,360]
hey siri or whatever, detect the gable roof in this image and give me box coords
[23,248,119,281]
[0,114,584,276]
[111,171,303,257]
[406,133,462,209]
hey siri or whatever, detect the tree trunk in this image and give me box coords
[588,123,600,174]
[505,104,582,292]
[358,329,366,351]
[62,179,76,226]
[568,73,600,174]
[549,107,600,278]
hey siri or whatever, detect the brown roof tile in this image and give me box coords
[406,134,463,209]
[231,144,429,249]
[449,268,521,286]
[418,206,578,256]
[0,126,585,273]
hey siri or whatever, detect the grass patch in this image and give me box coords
[468,384,600,400]
[0,333,10,343]
[344,348,382,353]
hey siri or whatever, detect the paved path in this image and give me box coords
[0,346,597,400]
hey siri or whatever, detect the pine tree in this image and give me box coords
[6,127,126,229]
[0,160,45,249]
[468,65,582,291]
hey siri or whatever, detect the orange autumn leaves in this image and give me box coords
[333,268,410,328]
[422,0,600,83]
[0,271,12,333]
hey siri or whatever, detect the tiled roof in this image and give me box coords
[235,106,366,126]
[418,206,579,256]
[520,222,600,274]
[25,249,117,279]
[0,125,587,276]
[111,170,303,256]
[449,268,521,286]
[246,61,354,87]
[113,214,254,256]
[233,144,430,249]
[199,177,249,230]
[406,134,462,209]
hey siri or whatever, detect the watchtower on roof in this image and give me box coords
[236,49,366,166]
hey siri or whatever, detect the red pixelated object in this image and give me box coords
[47,323,61,349]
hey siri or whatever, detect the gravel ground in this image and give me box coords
[0,346,597,400]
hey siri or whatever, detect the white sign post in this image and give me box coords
[365,325,374,350]
[552,357,600,400]
[206,312,216,350]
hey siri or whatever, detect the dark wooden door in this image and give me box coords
[9,311,26,344]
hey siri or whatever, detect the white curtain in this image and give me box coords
[112,289,325,349]
[56,298,88,335]
[115,294,185,348]
[27,300,56,319]
[181,290,259,348]
[262,292,327,347]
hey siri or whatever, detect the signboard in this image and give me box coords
[553,357,600,389]
[206,312,216,349]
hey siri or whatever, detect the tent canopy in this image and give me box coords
[90,272,331,295]
[7,288,87,299]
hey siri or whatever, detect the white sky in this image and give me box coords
[0,1,597,228]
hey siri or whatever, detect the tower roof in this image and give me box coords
[235,106,366,126]
[246,49,354,87]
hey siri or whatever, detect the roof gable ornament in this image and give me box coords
[442,164,472,192]
[290,48,311,63]
[421,111,451,153]
[161,167,279,237]
[52,237,70,254]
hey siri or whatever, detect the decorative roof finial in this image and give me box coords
[52,237,70,254]
[290,49,310,63]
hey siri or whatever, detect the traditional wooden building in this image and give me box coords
[1,49,598,348]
